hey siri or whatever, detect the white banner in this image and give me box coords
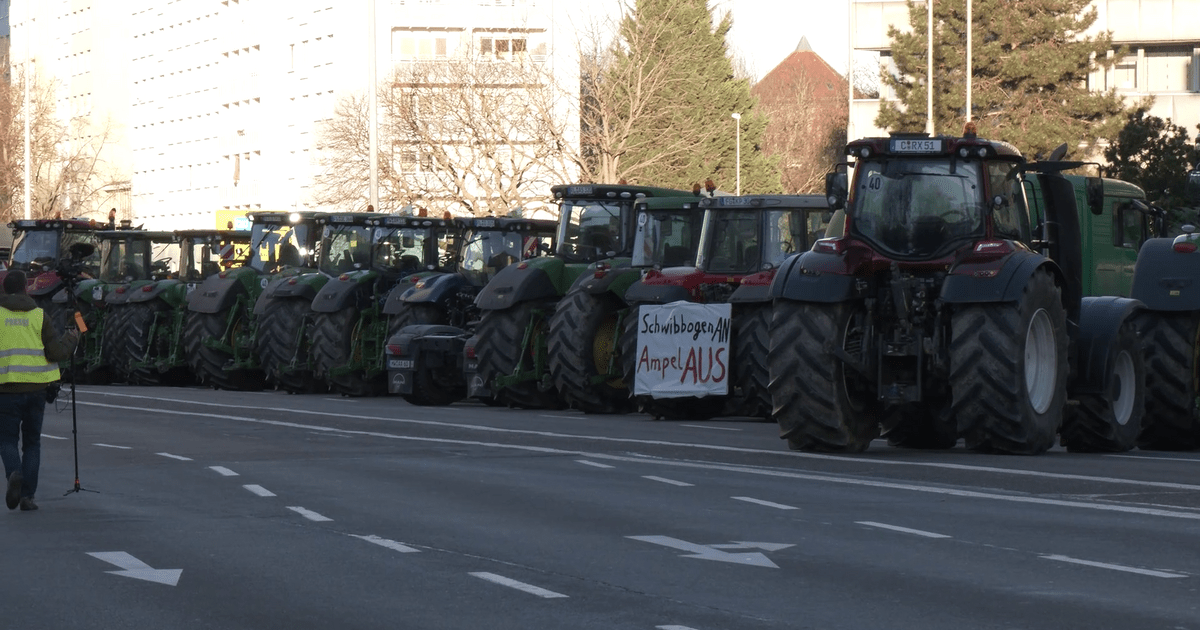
[633,302,731,399]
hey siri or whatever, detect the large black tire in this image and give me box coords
[183,309,266,391]
[1134,311,1200,450]
[474,301,564,409]
[387,303,447,341]
[256,298,323,394]
[124,301,176,385]
[768,301,879,452]
[950,269,1067,455]
[1060,318,1145,452]
[727,303,772,420]
[882,395,958,449]
[548,290,632,414]
[311,307,385,397]
[100,305,133,382]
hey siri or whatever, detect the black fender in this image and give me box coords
[128,279,182,304]
[311,275,369,313]
[254,274,326,314]
[384,273,467,315]
[728,283,771,304]
[187,273,250,314]
[1131,237,1200,311]
[1072,296,1143,394]
[105,285,135,306]
[570,262,636,297]
[475,264,557,311]
[624,279,691,305]
[940,251,1060,304]
[768,251,860,303]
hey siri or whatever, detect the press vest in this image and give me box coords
[0,306,60,384]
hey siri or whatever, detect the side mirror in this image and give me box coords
[825,172,848,210]
[1086,177,1104,216]
[1186,168,1200,205]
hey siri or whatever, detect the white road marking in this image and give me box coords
[287,506,332,522]
[679,424,741,431]
[576,459,614,469]
[87,551,182,586]
[350,534,419,553]
[732,496,798,510]
[209,466,239,477]
[78,397,1200,522]
[41,434,68,440]
[658,626,699,630]
[643,475,694,487]
[243,484,276,497]
[857,521,951,539]
[94,443,132,450]
[539,414,583,420]
[1105,453,1200,464]
[156,452,192,461]
[468,572,568,598]
[1041,554,1188,578]
[628,536,781,568]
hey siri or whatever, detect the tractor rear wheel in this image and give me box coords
[1060,318,1145,452]
[951,269,1066,455]
[474,301,564,409]
[183,309,266,391]
[548,289,631,414]
[727,303,772,420]
[124,301,174,385]
[768,300,878,452]
[311,307,385,397]
[1134,311,1200,450]
[256,298,323,393]
[101,305,133,381]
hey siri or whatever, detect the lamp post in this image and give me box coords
[731,112,741,196]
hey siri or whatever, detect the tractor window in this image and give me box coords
[987,162,1027,240]
[851,159,985,259]
[372,227,428,274]
[319,225,372,275]
[461,230,525,285]
[632,210,698,268]
[11,230,60,268]
[151,241,180,279]
[1117,203,1144,249]
[249,223,309,273]
[557,199,626,261]
[703,211,760,274]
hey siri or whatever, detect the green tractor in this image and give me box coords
[110,229,251,385]
[183,211,322,390]
[310,214,453,396]
[253,211,386,394]
[463,183,694,410]
[768,133,1150,454]
[620,194,831,420]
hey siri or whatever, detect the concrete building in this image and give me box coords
[9,0,576,229]
[848,0,1200,150]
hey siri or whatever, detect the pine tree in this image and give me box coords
[876,0,1141,160]
[591,0,780,193]
[1103,109,1200,228]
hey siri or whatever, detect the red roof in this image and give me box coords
[752,38,849,104]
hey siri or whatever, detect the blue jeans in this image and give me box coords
[0,391,48,499]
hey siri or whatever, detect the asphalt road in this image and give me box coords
[3,384,1199,630]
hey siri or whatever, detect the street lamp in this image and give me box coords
[731,112,741,196]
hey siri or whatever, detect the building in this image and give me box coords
[9,0,577,229]
[848,0,1200,149]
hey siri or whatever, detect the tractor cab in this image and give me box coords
[456,217,557,287]
[552,184,693,263]
[245,211,321,275]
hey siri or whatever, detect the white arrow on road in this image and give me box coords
[628,536,790,568]
[87,552,182,586]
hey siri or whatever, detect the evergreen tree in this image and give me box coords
[594,0,780,193]
[876,0,1140,160]
[1103,109,1200,229]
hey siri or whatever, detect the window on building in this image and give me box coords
[1146,46,1193,92]
[1113,55,1138,91]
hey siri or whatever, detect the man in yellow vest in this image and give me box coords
[2,270,80,512]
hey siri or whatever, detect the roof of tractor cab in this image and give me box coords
[316,212,390,226]
[634,195,708,211]
[174,229,251,240]
[97,229,176,242]
[551,183,695,200]
[454,216,557,232]
[698,193,829,209]
[846,133,1024,161]
[246,210,325,224]
[9,217,107,231]
[374,215,452,229]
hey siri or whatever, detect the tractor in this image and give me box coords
[768,131,1148,454]
[621,194,831,420]
[464,183,695,410]
[3,218,103,333]
[183,210,322,390]
[383,216,557,406]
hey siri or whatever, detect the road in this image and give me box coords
[3,385,1199,630]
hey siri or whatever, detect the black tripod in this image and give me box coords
[54,252,99,497]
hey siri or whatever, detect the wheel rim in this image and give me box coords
[1024,308,1056,414]
[1111,349,1136,426]
[592,312,622,388]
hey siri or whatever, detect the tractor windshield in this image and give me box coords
[99,237,153,282]
[699,210,764,274]
[556,199,628,262]
[460,230,530,285]
[850,159,985,259]
[319,225,373,275]
[371,227,430,275]
[249,223,311,273]
[632,211,700,268]
[180,238,228,281]
[10,230,60,268]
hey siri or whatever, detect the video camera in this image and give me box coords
[54,242,95,285]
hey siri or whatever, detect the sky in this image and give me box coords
[719,0,852,80]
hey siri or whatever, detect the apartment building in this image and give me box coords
[849,0,1200,151]
[9,0,575,229]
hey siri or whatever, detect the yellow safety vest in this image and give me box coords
[0,306,60,384]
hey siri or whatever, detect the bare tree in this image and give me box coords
[755,72,847,193]
[0,57,122,222]
[312,56,579,216]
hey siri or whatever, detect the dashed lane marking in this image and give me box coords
[350,534,419,553]
[857,521,951,539]
[287,506,332,522]
[468,572,568,598]
[156,452,192,461]
[94,443,131,449]
[1041,554,1188,578]
[679,424,741,431]
[209,466,239,477]
[41,434,68,440]
[576,459,614,469]
[243,485,276,497]
[643,475,694,487]
[732,496,798,510]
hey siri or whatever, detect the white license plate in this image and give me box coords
[388,359,414,370]
[890,138,942,153]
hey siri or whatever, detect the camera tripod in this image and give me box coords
[56,263,98,497]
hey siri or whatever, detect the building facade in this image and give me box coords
[9,0,576,229]
[849,0,1200,152]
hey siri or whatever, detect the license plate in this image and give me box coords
[388,359,413,370]
[890,138,942,153]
